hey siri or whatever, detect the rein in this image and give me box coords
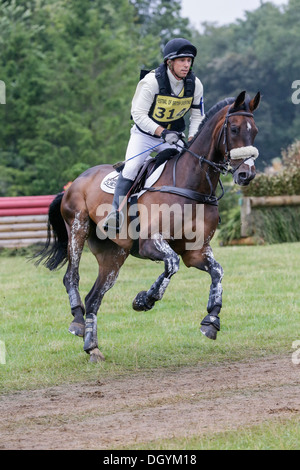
[144,108,257,205]
[145,148,222,205]
[175,142,230,175]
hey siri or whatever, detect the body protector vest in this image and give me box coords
[138,63,198,134]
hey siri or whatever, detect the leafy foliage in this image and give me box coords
[0,0,161,195]
[217,175,242,245]
[250,205,300,244]
[192,0,300,170]
[243,140,300,197]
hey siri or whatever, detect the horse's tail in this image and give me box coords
[32,192,69,271]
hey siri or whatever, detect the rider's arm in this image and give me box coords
[131,73,163,137]
[188,78,205,141]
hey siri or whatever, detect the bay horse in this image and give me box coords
[34,90,260,362]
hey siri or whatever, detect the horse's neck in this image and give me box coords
[179,119,222,194]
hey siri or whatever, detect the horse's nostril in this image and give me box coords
[237,171,255,186]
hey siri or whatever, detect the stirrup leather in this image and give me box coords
[103,209,125,233]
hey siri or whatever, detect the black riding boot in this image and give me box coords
[103,173,133,232]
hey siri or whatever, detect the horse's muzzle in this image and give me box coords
[234,169,256,186]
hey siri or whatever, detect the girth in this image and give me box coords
[145,185,218,205]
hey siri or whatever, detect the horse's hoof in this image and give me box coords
[132,291,155,311]
[200,324,218,340]
[68,321,85,337]
[89,348,105,363]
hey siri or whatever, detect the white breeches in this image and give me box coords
[122,125,179,180]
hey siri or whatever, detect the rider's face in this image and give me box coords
[169,57,192,79]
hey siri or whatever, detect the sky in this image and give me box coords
[181,0,289,29]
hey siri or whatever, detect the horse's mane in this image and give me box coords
[188,97,235,147]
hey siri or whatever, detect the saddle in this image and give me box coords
[113,148,179,196]
[103,146,219,206]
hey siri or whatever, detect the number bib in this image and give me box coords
[151,94,193,124]
[137,63,196,133]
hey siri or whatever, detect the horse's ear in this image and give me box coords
[249,91,261,112]
[233,91,246,109]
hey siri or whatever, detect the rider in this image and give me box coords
[103,37,205,232]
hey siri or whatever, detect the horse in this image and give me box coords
[34,90,260,363]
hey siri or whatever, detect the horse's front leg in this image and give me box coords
[132,234,180,311]
[182,245,223,340]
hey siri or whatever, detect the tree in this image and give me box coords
[0,0,157,195]
[130,0,190,52]
[191,0,300,169]
[0,0,48,195]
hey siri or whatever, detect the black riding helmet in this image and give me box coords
[163,38,197,63]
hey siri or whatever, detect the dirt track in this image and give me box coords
[0,355,299,449]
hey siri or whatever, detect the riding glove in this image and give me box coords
[161,129,182,145]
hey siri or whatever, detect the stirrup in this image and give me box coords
[103,209,124,233]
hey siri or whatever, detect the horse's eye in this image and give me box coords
[231,126,239,135]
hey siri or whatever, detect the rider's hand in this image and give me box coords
[161,129,182,145]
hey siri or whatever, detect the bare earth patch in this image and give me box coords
[0,355,299,449]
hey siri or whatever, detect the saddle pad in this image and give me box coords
[101,170,119,194]
[100,162,168,197]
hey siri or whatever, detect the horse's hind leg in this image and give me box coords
[182,245,223,340]
[83,239,129,363]
[63,211,89,337]
[132,234,180,311]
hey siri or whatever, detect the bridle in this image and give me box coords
[176,108,256,176]
[217,108,254,160]
[147,107,258,205]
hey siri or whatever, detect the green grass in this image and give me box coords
[123,416,300,450]
[0,241,300,392]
